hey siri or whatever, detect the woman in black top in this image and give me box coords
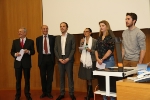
[95,20,115,100]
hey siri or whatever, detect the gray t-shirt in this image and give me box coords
[122,27,146,61]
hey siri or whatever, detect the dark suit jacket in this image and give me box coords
[36,35,55,67]
[10,38,35,68]
[54,33,75,62]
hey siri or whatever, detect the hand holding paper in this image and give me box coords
[96,61,106,69]
[16,49,24,61]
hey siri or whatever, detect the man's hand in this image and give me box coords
[24,49,29,54]
[63,58,69,64]
[59,59,64,64]
[138,60,142,64]
[16,52,21,57]
[59,58,70,64]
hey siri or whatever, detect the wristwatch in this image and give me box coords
[100,58,104,61]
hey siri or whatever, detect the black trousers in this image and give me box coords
[39,54,54,94]
[15,66,31,97]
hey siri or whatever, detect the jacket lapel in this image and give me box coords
[48,35,51,51]
[17,39,22,49]
[65,33,69,47]
[23,38,29,49]
[58,36,62,53]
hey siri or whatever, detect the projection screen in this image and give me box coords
[42,0,150,35]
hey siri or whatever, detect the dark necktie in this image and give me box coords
[44,36,48,54]
[20,39,24,48]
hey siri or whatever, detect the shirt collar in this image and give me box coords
[61,32,68,36]
[20,37,26,41]
[43,34,48,38]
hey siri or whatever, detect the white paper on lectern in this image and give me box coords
[16,49,24,61]
[96,62,106,69]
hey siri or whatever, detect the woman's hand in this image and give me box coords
[86,48,91,52]
[80,38,85,45]
[97,59,103,65]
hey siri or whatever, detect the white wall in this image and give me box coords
[43,0,150,35]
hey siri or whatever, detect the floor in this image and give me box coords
[0,90,104,100]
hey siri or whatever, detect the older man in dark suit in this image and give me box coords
[54,22,76,100]
[11,27,35,100]
[36,25,55,99]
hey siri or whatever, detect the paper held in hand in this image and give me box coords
[96,61,106,69]
[78,47,85,50]
[16,49,24,61]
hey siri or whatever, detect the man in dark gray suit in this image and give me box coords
[54,22,76,100]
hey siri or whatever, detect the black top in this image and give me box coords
[95,34,115,59]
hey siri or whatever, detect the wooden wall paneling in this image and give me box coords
[25,0,43,89]
[0,0,6,89]
[0,0,43,90]
[141,29,150,64]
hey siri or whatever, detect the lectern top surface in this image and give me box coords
[97,68,133,72]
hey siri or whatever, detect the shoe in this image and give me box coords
[84,85,94,100]
[26,95,32,100]
[15,96,20,100]
[47,94,53,98]
[40,93,47,98]
[70,95,76,100]
[56,95,64,100]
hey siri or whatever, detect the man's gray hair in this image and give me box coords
[20,27,27,33]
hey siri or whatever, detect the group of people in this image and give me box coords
[10,12,146,100]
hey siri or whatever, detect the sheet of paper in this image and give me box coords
[79,47,85,50]
[96,62,106,69]
[127,76,138,81]
[16,49,24,61]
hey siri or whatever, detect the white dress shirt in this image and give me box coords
[61,33,67,55]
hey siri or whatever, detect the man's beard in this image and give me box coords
[126,22,134,28]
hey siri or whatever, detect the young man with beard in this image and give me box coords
[122,13,146,67]
[54,22,76,100]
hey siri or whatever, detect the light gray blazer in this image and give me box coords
[79,38,97,61]
[54,33,76,62]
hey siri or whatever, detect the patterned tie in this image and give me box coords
[44,35,48,54]
[20,39,24,48]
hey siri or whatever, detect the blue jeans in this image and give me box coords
[103,56,115,68]
[103,56,115,100]
[103,95,115,100]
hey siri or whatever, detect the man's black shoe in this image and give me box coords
[15,96,20,100]
[47,94,53,98]
[26,95,32,100]
[40,93,47,98]
[70,95,76,100]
